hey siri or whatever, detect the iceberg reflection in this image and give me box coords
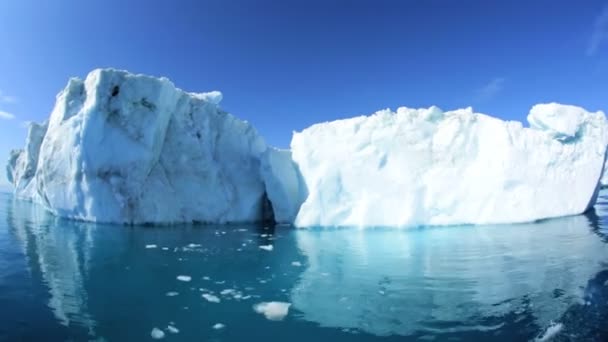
[291,214,608,336]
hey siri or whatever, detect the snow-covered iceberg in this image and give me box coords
[7,69,277,224]
[6,68,607,227]
[291,103,607,227]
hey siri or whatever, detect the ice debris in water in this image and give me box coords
[166,325,179,334]
[212,323,225,330]
[151,327,165,339]
[291,261,302,267]
[176,275,191,282]
[259,245,274,251]
[145,244,157,249]
[535,322,563,341]
[202,294,221,303]
[165,291,179,297]
[253,302,292,321]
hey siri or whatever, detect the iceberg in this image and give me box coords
[291,104,607,227]
[6,68,607,227]
[7,69,271,224]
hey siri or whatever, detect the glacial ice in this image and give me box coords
[291,104,607,227]
[6,68,608,227]
[7,69,271,224]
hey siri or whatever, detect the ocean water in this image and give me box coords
[1,191,607,341]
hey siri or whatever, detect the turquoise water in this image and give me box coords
[1,191,608,341]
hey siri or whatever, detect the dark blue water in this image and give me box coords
[1,191,608,341]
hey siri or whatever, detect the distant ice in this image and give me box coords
[151,327,165,339]
[202,294,221,303]
[291,261,302,267]
[145,244,157,249]
[253,301,291,321]
[165,291,179,297]
[176,275,191,282]
[166,325,179,334]
[259,245,274,251]
[212,323,225,330]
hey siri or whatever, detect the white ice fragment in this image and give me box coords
[253,301,291,321]
[291,261,302,267]
[166,325,179,334]
[220,289,236,295]
[146,244,157,249]
[151,327,165,339]
[161,247,169,251]
[212,323,225,330]
[202,294,221,303]
[259,245,274,251]
[166,291,179,297]
[202,276,210,281]
[177,275,191,282]
[535,322,563,342]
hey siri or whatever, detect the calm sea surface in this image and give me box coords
[1,191,607,341]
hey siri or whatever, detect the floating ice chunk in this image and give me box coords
[212,323,225,330]
[161,247,169,250]
[202,276,210,281]
[291,261,302,267]
[202,294,221,303]
[253,301,291,321]
[535,322,563,342]
[220,289,236,295]
[145,244,157,249]
[165,291,179,297]
[166,325,179,334]
[259,245,274,251]
[187,243,201,248]
[151,327,165,339]
[176,275,191,282]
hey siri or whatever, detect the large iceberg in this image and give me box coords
[6,69,607,227]
[291,103,607,227]
[7,69,274,224]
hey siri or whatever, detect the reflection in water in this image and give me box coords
[291,214,608,337]
[5,198,96,336]
[2,190,608,341]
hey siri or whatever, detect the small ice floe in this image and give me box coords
[212,323,225,330]
[215,280,225,284]
[177,275,191,282]
[291,261,302,267]
[253,301,291,321]
[535,322,563,342]
[202,276,210,281]
[237,228,247,232]
[260,234,269,237]
[151,327,165,339]
[187,243,201,248]
[202,293,221,303]
[166,325,179,334]
[166,291,179,297]
[220,289,236,295]
[146,244,157,249]
[259,245,274,251]
[161,247,169,251]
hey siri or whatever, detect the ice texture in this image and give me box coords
[291,104,607,227]
[253,301,291,321]
[7,69,269,224]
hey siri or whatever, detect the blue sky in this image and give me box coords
[1,0,607,189]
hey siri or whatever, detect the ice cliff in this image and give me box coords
[7,69,281,224]
[6,69,607,227]
[291,103,607,227]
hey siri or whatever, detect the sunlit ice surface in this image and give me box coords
[0,190,607,341]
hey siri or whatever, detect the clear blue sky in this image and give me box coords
[1,0,607,189]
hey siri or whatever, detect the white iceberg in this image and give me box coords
[7,69,273,224]
[291,104,607,227]
[6,68,607,227]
